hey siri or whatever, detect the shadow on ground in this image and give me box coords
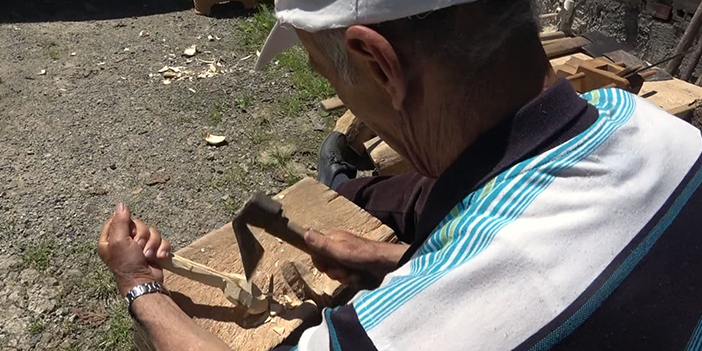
[1,0,254,23]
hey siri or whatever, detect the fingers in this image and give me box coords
[99,217,113,244]
[132,219,151,250]
[97,217,113,261]
[143,227,171,260]
[108,203,132,243]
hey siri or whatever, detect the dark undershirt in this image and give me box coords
[335,78,600,265]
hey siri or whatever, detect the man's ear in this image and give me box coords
[345,25,406,110]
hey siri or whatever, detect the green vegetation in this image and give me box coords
[237,5,335,116]
[22,240,54,271]
[99,303,135,350]
[27,320,45,335]
[235,94,255,111]
[44,43,60,60]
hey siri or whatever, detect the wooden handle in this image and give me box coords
[159,254,246,290]
[265,216,312,255]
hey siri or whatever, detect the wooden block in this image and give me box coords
[147,178,395,351]
[540,31,566,41]
[575,64,630,92]
[543,37,592,59]
[364,137,412,176]
[333,110,376,155]
[320,96,345,111]
[551,53,702,116]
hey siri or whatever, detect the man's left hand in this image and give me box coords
[98,203,172,296]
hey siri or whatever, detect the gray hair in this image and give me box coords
[312,28,355,84]
[311,0,541,85]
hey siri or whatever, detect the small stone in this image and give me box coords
[89,187,108,196]
[145,172,170,186]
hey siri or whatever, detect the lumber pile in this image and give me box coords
[135,178,395,351]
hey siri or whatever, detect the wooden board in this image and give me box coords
[320,96,344,111]
[543,36,591,59]
[152,178,395,351]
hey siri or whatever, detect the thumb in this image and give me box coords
[108,203,132,242]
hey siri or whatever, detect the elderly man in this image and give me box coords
[98,0,702,350]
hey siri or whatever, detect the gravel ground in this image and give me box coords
[0,1,335,349]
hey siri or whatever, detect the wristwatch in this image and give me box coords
[124,281,170,316]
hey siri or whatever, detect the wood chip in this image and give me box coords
[205,133,226,146]
[183,45,198,57]
[272,326,285,335]
[89,187,108,196]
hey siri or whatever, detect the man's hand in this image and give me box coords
[98,203,172,296]
[304,230,408,288]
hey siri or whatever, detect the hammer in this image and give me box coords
[233,193,311,281]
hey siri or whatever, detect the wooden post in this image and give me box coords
[667,1,702,75]
[682,34,702,81]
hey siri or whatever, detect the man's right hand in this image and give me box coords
[303,230,408,288]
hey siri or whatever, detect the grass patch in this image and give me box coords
[235,94,255,111]
[44,43,60,60]
[237,5,335,116]
[249,128,271,146]
[99,303,135,351]
[237,5,277,48]
[22,240,54,271]
[209,165,247,190]
[74,243,118,300]
[27,320,45,335]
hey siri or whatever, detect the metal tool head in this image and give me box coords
[232,193,285,281]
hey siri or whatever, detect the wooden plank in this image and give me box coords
[320,96,344,111]
[640,78,702,112]
[149,178,395,351]
[543,37,591,59]
[540,31,566,41]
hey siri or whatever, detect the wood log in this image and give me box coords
[682,36,702,82]
[364,137,411,176]
[333,110,376,155]
[137,178,395,351]
[667,1,702,75]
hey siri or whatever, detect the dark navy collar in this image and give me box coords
[399,78,599,265]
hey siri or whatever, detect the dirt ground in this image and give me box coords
[0,1,336,349]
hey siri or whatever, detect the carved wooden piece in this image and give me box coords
[160,254,268,315]
[152,178,395,351]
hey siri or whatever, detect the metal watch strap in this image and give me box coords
[124,281,170,316]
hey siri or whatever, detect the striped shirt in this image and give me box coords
[289,79,702,351]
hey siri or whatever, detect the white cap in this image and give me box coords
[255,0,479,70]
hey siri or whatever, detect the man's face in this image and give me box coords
[295,29,406,155]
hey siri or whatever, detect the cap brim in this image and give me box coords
[254,21,300,71]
